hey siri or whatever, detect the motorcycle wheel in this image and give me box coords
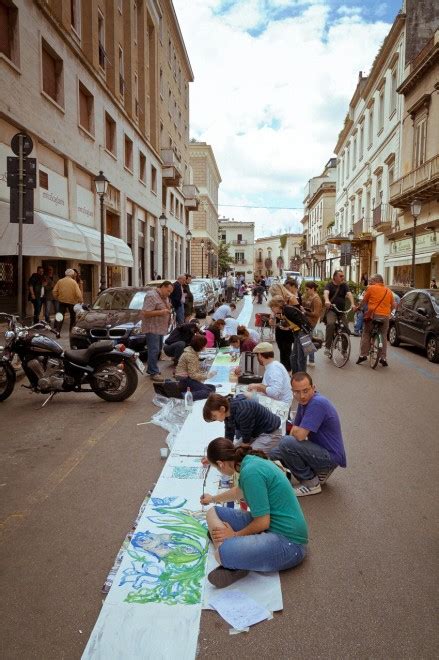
[0,363,16,402]
[90,359,138,402]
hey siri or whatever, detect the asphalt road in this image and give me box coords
[1,300,438,659]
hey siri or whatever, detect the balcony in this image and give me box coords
[182,184,199,210]
[390,154,439,209]
[234,259,247,265]
[353,216,373,237]
[373,203,396,232]
[231,239,248,245]
[161,149,182,188]
[310,243,326,255]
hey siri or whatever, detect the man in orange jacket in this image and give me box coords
[356,274,396,367]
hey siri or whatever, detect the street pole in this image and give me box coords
[411,214,417,288]
[17,135,24,318]
[99,194,106,292]
[201,245,204,278]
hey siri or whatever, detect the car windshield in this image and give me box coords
[191,282,205,291]
[92,290,146,310]
[430,291,439,309]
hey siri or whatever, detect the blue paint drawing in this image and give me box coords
[172,466,205,479]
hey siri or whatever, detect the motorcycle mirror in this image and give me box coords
[55,312,64,322]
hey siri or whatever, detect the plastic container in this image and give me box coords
[184,387,193,411]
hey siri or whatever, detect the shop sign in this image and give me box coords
[0,142,11,202]
[39,167,69,219]
[391,232,438,255]
[76,185,95,228]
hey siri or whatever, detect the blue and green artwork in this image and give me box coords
[119,498,208,605]
[171,466,205,480]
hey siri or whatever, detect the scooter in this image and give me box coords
[0,313,144,405]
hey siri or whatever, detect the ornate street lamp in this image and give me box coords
[200,240,205,278]
[94,170,109,292]
[160,213,167,278]
[410,199,422,287]
[186,229,192,272]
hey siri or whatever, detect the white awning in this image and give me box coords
[385,252,437,267]
[0,202,133,267]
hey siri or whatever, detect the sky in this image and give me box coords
[173,0,404,238]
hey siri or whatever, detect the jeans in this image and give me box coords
[145,332,162,375]
[234,427,282,453]
[44,299,58,322]
[55,302,76,333]
[270,435,336,483]
[176,376,215,401]
[174,303,185,325]
[215,507,307,572]
[290,331,307,374]
[163,340,186,364]
[30,297,43,323]
[354,309,364,334]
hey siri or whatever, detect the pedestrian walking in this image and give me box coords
[183,274,194,320]
[170,274,187,326]
[27,266,45,323]
[140,280,173,380]
[225,273,235,303]
[53,269,83,333]
[42,266,58,322]
[302,281,322,367]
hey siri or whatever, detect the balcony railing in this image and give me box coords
[161,149,182,187]
[390,154,439,207]
[231,240,248,245]
[234,259,247,265]
[353,216,373,236]
[373,203,396,230]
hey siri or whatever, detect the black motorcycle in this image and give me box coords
[0,313,145,404]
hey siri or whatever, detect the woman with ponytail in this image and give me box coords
[200,437,308,588]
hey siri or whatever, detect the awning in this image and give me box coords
[384,252,437,267]
[0,202,133,267]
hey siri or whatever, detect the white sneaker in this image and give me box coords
[294,483,322,497]
[324,349,331,357]
[308,361,315,367]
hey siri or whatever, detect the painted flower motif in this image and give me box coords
[120,560,163,590]
[151,496,186,508]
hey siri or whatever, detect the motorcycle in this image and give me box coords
[0,312,145,405]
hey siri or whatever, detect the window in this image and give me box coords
[170,193,175,215]
[168,37,172,66]
[71,0,81,37]
[237,233,242,243]
[117,0,122,13]
[388,164,394,187]
[151,165,157,194]
[390,67,397,115]
[139,151,146,184]
[345,145,350,179]
[124,135,133,171]
[78,81,94,135]
[359,123,364,160]
[105,112,116,155]
[39,170,48,189]
[378,88,385,132]
[133,2,138,44]
[119,46,125,97]
[159,68,163,98]
[235,252,245,263]
[376,175,383,202]
[41,39,64,107]
[414,117,427,167]
[134,72,139,119]
[368,104,374,147]
[0,0,19,65]
[353,136,357,170]
[98,11,105,70]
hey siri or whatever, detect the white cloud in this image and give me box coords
[174,0,393,238]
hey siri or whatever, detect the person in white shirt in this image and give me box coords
[247,342,292,405]
[247,327,260,343]
[224,316,239,336]
[212,302,236,322]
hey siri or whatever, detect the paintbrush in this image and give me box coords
[201,464,210,511]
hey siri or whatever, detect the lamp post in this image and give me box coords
[94,170,109,292]
[410,199,422,287]
[186,229,192,272]
[159,212,167,278]
[208,247,214,277]
[347,229,354,282]
[200,240,205,278]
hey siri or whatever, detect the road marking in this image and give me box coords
[391,351,439,381]
[0,377,150,544]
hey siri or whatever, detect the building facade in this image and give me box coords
[255,233,302,279]
[188,141,221,278]
[219,218,254,282]
[0,0,196,314]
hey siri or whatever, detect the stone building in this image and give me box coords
[188,141,221,277]
[219,218,254,282]
[0,0,196,314]
[255,233,302,279]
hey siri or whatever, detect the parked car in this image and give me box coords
[190,279,216,317]
[389,288,439,363]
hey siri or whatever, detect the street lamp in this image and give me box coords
[410,199,422,287]
[200,240,205,278]
[186,229,192,272]
[160,213,167,278]
[208,247,214,277]
[94,170,109,292]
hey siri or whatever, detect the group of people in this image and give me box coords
[28,266,83,332]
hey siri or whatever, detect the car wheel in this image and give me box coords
[389,324,400,347]
[426,335,439,363]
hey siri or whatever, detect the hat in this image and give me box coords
[253,342,273,353]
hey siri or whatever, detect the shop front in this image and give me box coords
[385,231,438,287]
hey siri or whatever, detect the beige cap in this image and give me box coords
[253,342,273,353]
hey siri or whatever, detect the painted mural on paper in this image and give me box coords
[119,497,208,605]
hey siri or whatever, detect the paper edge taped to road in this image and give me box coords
[209,589,271,630]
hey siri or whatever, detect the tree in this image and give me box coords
[218,241,233,275]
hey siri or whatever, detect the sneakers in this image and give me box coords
[308,361,315,367]
[379,358,388,367]
[324,348,331,357]
[208,566,249,588]
[294,483,322,497]
[356,356,367,364]
[149,373,164,382]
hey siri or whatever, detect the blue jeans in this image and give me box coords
[175,304,185,325]
[163,340,185,364]
[270,436,336,482]
[215,507,307,572]
[44,299,58,322]
[291,331,307,374]
[30,297,43,323]
[354,309,364,334]
[145,332,162,375]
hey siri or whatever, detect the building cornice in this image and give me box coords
[361,12,406,100]
[397,38,439,96]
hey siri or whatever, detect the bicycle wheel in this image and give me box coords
[331,332,351,368]
[369,332,380,369]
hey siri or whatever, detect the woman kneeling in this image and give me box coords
[200,438,308,588]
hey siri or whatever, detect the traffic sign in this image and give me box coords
[6,157,37,189]
[11,132,33,157]
[10,186,34,224]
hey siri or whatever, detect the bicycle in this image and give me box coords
[368,318,385,369]
[327,305,353,368]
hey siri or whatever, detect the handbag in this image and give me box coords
[299,332,317,355]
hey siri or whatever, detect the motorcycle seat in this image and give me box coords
[64,340,115,365]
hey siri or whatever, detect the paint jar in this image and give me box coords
[160,447,169,459]
[219,476,233,488]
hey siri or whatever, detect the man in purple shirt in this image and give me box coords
[270,371,346,497]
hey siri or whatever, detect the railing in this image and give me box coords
[182,184,199,199]
[373,203,396,228]
[390,154,439,201]
[353,216,373,236]
[231,240,248,245]
[161,149,181,168]
[234,259,247,265]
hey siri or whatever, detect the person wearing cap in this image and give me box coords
[247,342,292,405]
